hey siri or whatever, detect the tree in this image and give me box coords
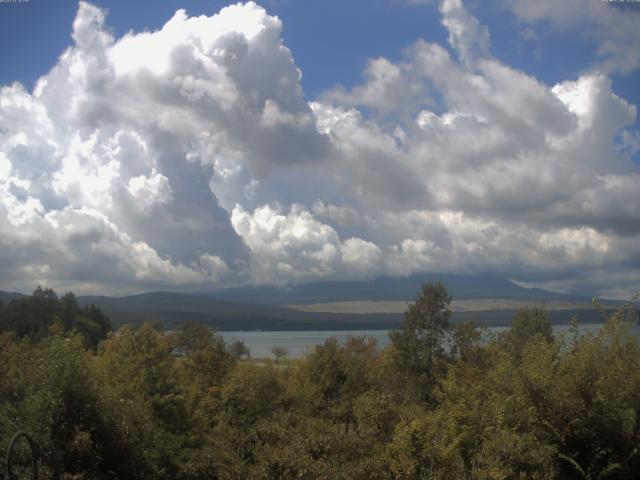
[450,321,488,368]
[0,333,107,479]
[177,321,235,388]
[0,298,5,333]
[500,307,553,359]
[74,305,112,348]
[272,346,288,363]
[4,287,59,340]
[0,288,111,346]
[59,292,80,331]
[303,338,347,404]
[177,321,213,353]
[91,323,188,478]
[228,339,251,359]
[388,282,452,403]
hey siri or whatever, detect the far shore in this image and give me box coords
[284,299,618,315]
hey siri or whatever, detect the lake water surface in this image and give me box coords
[220,323,640,359]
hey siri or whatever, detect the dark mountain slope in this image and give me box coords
[203,273,583,305]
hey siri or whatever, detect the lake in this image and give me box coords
[220,323,640,359]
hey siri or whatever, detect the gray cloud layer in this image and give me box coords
[0,0,639,297]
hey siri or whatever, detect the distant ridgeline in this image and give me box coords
[0,273,627,331]
[201,272,581,304]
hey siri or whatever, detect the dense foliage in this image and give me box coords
[1,284,639,479]
[0,287,111,347]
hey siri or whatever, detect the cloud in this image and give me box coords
[0,0,639,298]
[439,0,491,68]
[322,57,431,116]
[0,1,330,293]
[231,203,384,283]
[309,0,640,296]
[502,0,640,74]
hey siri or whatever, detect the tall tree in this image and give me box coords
[59,292,80,331]
[500,306,553,359]
[388,282,452,403]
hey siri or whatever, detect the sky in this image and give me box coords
[0,0,639,298]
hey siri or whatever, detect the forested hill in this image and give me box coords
[0,290,25,303]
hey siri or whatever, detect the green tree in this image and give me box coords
[500,307,553,359]
[3,286,59,340]
[177,320,212,353]
[91,323,188,478]
[388,282,452,403]
[272,345,288,363]
[177,321,235,389]
[0,288,111,346]
[227,339,251,359]
[59,291,80,331]
[77,304,112,347]
[450,320,487,367]
[0,334,108,479]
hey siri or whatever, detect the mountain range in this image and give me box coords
[2,273,622,330]
[200,273,583,305]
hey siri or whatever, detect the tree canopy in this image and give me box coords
[1,284,639,479]
[0,287,111,347]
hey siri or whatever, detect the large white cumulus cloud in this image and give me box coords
[0,0,639,297]
[231,204,384,283]
[0,1,330,293]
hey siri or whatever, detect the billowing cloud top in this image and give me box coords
[0,1,639,297]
